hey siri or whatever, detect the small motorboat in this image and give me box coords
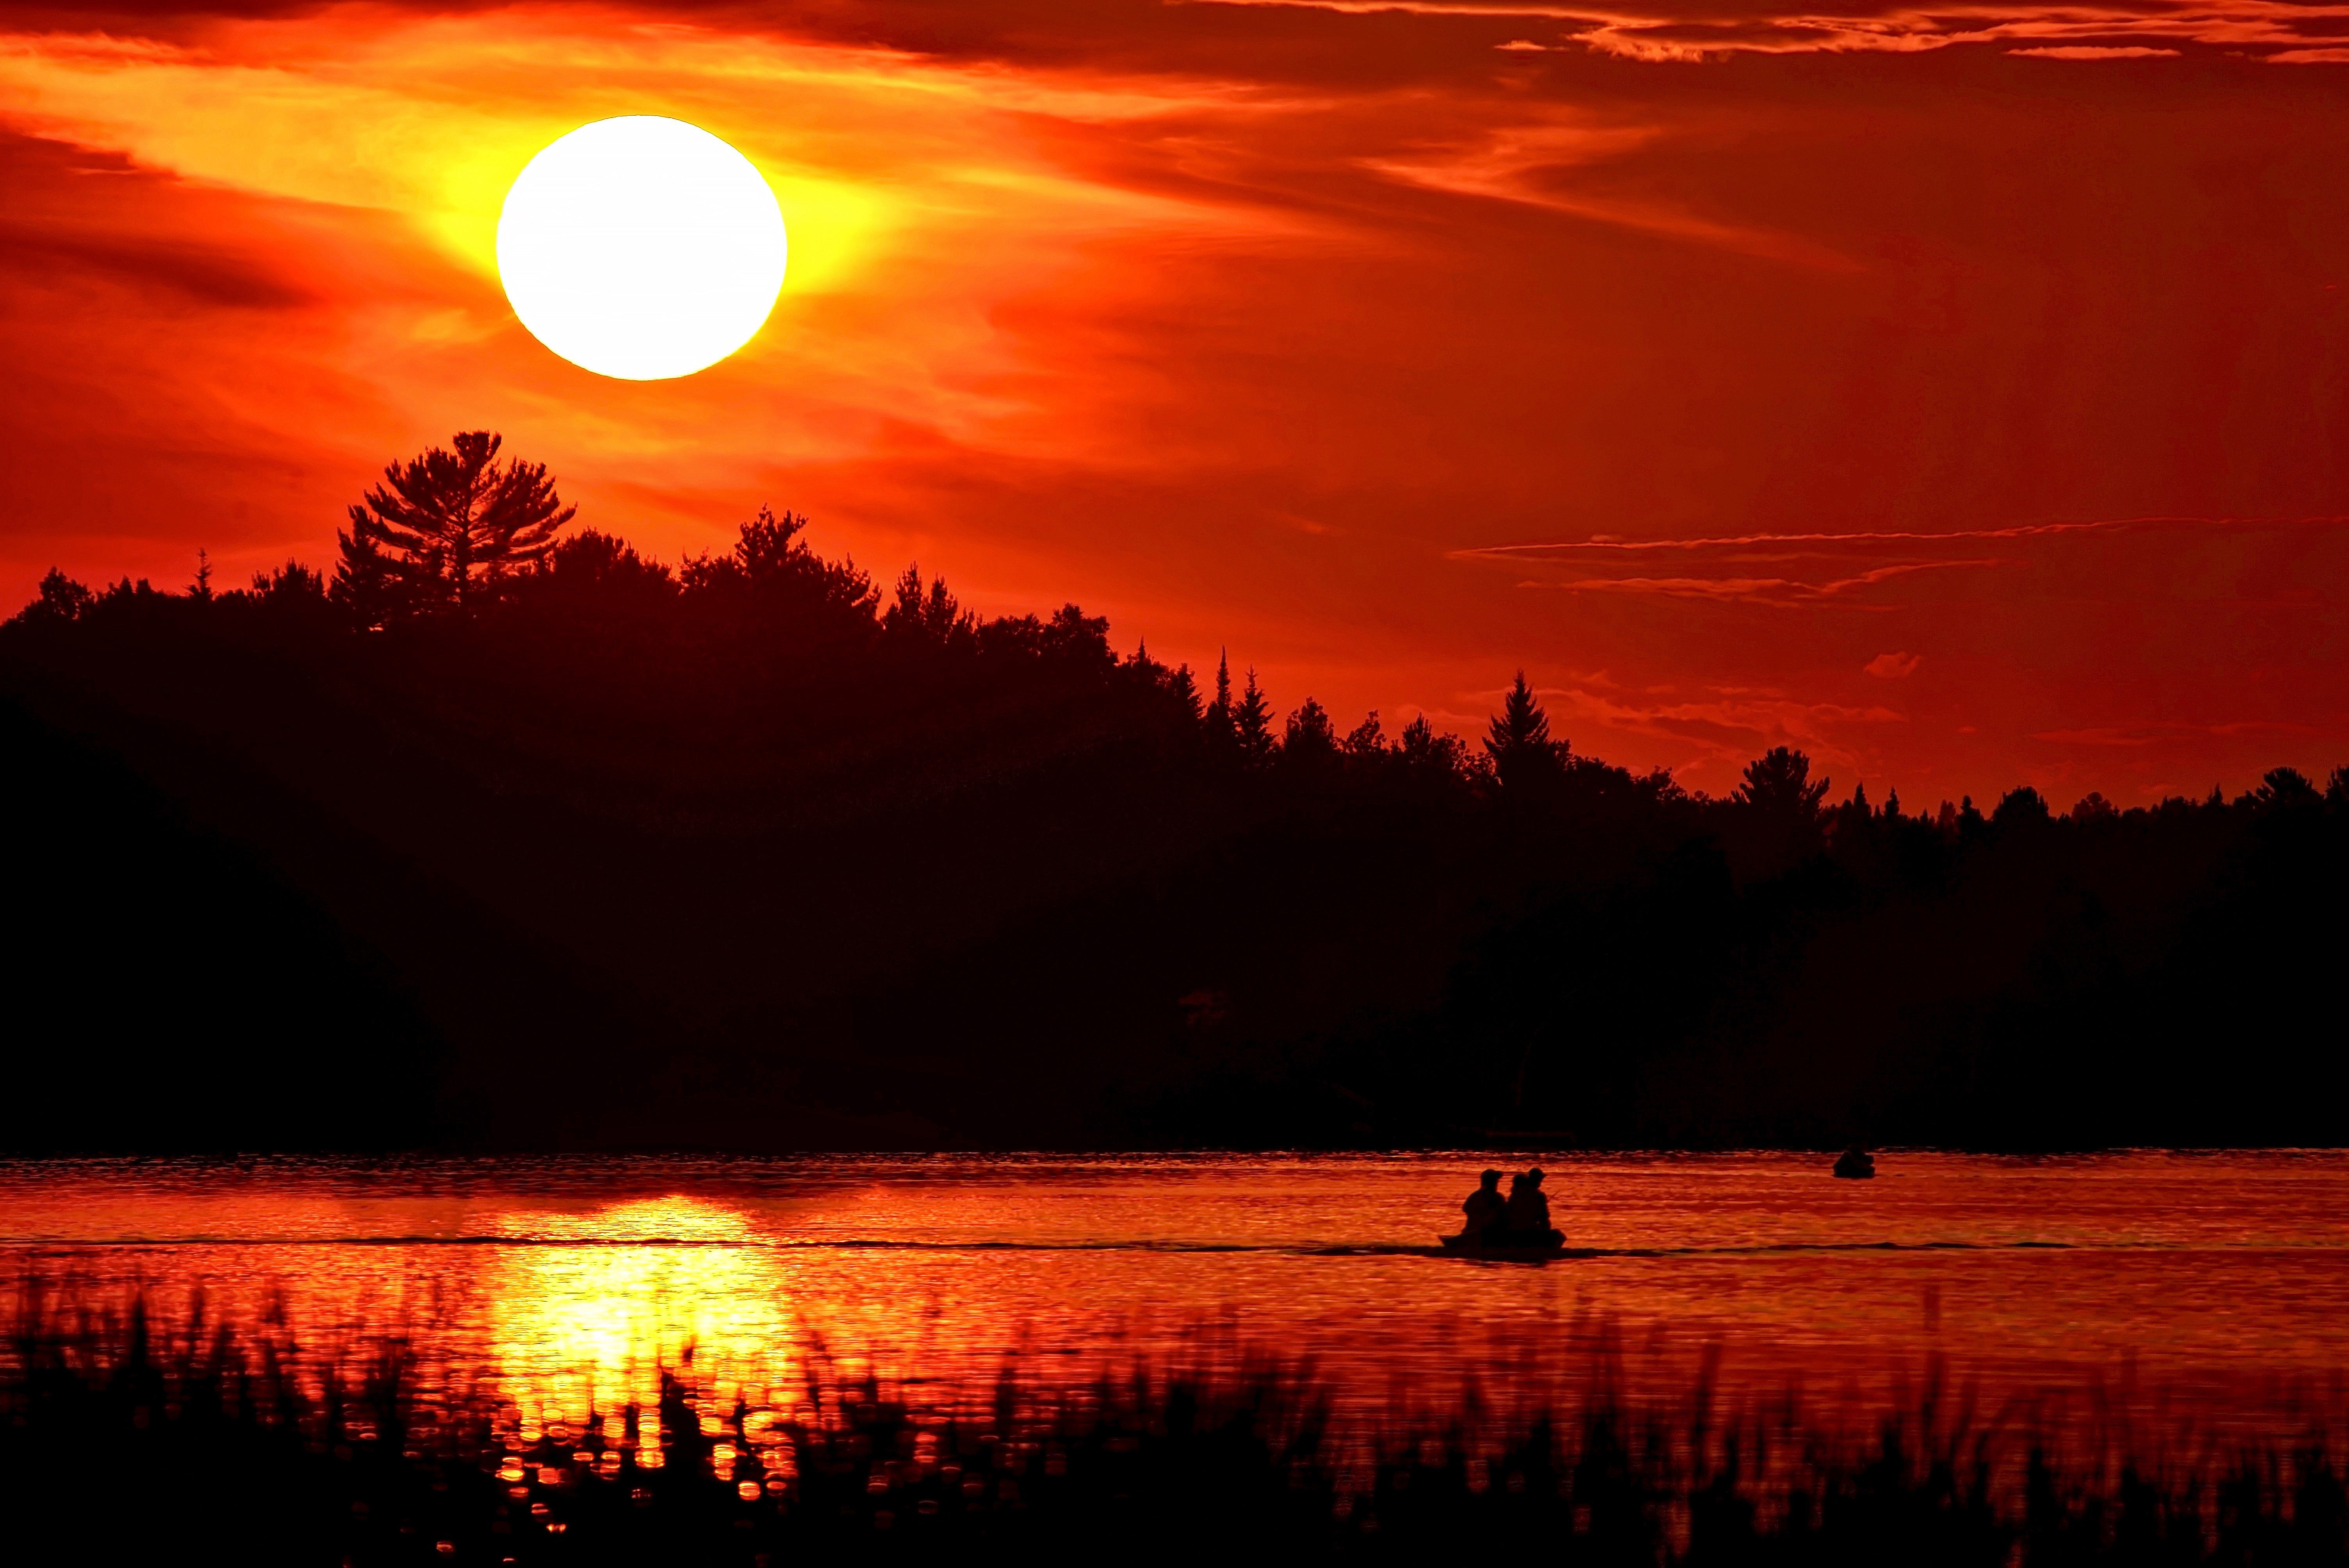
[1833,1146,1877,1180]
[1438,1230,1568,1262]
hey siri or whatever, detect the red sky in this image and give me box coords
[2,0,2346,803]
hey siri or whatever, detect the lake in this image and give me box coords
[7,1150,2345,1440]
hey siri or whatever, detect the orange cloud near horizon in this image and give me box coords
[1,0,2345,805]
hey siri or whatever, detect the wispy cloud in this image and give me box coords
[1586,5,2349,62]
[1453,516,2349,609]
[2010,44,2180,57]
[1452,515,2301,560]
[1553,560,1992,605]
[1364,118,1862,269]
[1199,0,2349,63]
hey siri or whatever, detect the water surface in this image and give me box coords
[7,1151,2344,1433]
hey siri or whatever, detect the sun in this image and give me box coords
[496,116,788,381]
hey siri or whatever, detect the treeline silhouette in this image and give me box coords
[11,1291,2349,1564]
[4,432,2345,1151]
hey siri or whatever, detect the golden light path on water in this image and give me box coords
[485,1197,801,1442]
[7,1153,2349,1445]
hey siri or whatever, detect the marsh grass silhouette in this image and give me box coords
[8,1289,2349,1565]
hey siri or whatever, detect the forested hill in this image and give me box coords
[6,515,2345,1153]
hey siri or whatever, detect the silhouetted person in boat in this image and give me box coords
[1460,1169,1506,1242]
[1834,1146,1877,1180]
[1497,1168,1563,1248]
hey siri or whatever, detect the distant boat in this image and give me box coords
[1437,1231,1568,1262]
[1833,1147,1877,1180]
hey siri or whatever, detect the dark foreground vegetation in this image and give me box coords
[6,432,2347,1150]
[9,1294,2349,1566]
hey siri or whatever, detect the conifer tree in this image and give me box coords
[1484,671,1561,788]
[882,564,976,648]
[2068,791,2113,821]
[1283,697,1336,763]
[1733,747,1829,818]
[679,505,877,643]
[2254,767,2320,810]
[1163,662,1202,723]
[1827,780,1872,844]
[252,561,327,604]
[1993,785,2051,826]
[1203,651,1238,752]
[335,431,574,625]
[1234,668,1275,764]
[1129,647,1201,725]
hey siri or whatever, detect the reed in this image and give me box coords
[5,1289,2345,1564]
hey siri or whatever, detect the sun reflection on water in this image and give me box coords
[485,1196,799,1438]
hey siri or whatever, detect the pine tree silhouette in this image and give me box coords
[1203,651,1238,753]
[882,565,975,648]
[1993,785,2051,827]
[1162,662,1202,723]
[1484,671,1560,788]
[1733,747,1829,817]
[1283,697,1336,764]
[252,561,326,604]
[2254,766,2320,810]
[1829,780,1871,841]
[676,505,877,645]
[335,431,574,626]
[2069,791,2114,821]
[1234,668,1275,764]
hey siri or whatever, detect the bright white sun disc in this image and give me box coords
[497,116,787,381]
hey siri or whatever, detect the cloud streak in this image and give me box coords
[1454,518,2349,607]
[1200,0,2349,62]
[1454,515,2347,560]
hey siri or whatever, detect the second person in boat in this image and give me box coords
[1497,1167,1563,1249]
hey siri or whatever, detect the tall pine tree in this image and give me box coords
[335,431,574,625]
[1483,671,1561,789]
[1203,650,1239,754]
[1234,668,1276,764]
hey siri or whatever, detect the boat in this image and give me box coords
[1437,1231,1568,1262]
[1833,1146,1877,1180]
